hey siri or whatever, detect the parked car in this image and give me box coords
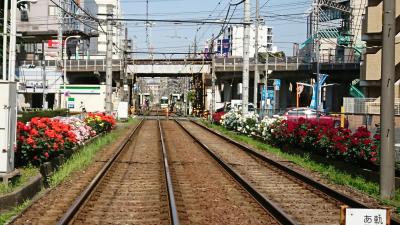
[212,102,255,124]
[281,107,347,128]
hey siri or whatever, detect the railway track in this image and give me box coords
[57,119,176,225]
[176,119,400,225]
[56,118,284,225]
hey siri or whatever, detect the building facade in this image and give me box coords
[93,0,124,59]
[360,0,400,97]
[16,0,99,61]
[222,24,275,57]
[15,0,99,109]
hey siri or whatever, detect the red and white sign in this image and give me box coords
[48,40,65,48]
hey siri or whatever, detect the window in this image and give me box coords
[49,5,57,16]
[20,10,29,21]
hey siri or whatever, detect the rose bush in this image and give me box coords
[221,109,242,130]
[85,113,116,134]
[237,113,258,136]
[263,118,380,164]
[55,116,96,145]
[16,113,117,167]
[16,117,78,166]
[220,114,381,166]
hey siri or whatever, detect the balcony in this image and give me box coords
[361,37,400,81]
[362,0,400,42]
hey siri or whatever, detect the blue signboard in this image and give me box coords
[217,39,222,54]
[261,86,267,100]
[274,79,281,90]
[222,38,230,56]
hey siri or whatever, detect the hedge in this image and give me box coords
[18,110,69,123]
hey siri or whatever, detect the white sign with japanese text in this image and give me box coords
[346,208,386,225]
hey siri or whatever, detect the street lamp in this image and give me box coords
[63,35,81,108]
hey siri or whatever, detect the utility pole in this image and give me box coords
[193,35,198,58]
[211,39,216,119]
[42,41,47,109]
[123,27,128,102]
[57,0,63,108]
[0,0,17,178]
[263,51,269,117]
[253,0,260,112]
[9,0,18,81]
[105,7,113,113]
[119,26,126,102]
[380,0,396,200]
[2,0,8,80]
[242,0,250,115]
[313,0,321,111]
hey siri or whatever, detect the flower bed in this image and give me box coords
[55,117,96,145]
[220,111,381,167]
[16,117,78,166]
[85,113,116,134]
[16,113,116,167]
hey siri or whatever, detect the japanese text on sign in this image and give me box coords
[346,208,387,225]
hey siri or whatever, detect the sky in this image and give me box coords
[120,0,312,58]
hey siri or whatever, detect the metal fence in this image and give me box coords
[343,97,400,115]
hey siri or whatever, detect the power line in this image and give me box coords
[49,0,104,34]
[110,18,250,25]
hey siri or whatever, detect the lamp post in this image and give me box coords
[63,35,80,108]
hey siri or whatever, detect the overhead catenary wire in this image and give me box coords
[49,0,105,34]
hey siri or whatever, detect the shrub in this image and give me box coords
[221,110,242,130]
[237,113,258,136]
[55,117,96,145]
[220,114,381,167]
[16,117,78,166]
[85,113,116,134]
[18,109,68,123]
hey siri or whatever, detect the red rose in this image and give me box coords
[26,137,35,145]
[44,152,49,159]
[351,138,359,145]
[370,157,377,163]
[363,139,372,145]
[37,122,47,129]
[29,128,39,136]
[370,151,377,157]
[373,134,381,140]
[45,129,56,138]
[30,117,40,125]
[67,131,76,139]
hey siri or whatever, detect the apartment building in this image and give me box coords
[360,0,400,97]
[94,0,124,59]
[16,0,98,61]
[300,0,364,63]
[221,24,276,57]
[16,0,99,109]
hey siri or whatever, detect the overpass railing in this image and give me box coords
[20,59,123,71]
[215,55,360,71]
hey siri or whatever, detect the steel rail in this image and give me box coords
[158,116,180,225]
[56,119,145,225]
[174,119,296,225]
[191,120,400,225]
